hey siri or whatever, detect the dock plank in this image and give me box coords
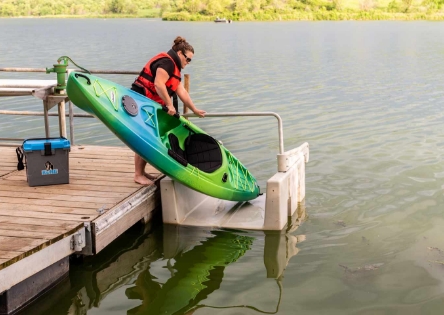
[0,161,16,167]
[0,223,76,234]
[0,168,14,177]
[4,174,142,188]
[71,145,133,156]
[0,196,111,209]
[0,209,96,222]
[0,178,139,193]
[0,216,81,229]
[0,222,83,271]
[0,236,50,252]
[0,203,103,215]
[0,229,60,240]
[0,190,123,204]
[0,183,130,198]
[0,251,23,259]
[69,160,160,172]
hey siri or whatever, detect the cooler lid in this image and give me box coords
[23,138,71,152]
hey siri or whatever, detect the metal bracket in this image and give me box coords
[97,206,106,215]
[31,84,55,99]
[80,222,94,256]
[46,95,69,110]
[32,85,68,110]
[70,232,84,252]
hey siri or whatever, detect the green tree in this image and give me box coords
[184,0,201,13]
[0,2,17,16]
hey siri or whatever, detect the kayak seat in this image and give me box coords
[168,133,222,173]
[168,134,188,167]
[185,134,222,173]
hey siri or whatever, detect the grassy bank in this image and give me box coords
[1,0,444,20]
[3,11,444,20]
[162,10,444,21]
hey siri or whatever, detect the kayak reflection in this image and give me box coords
[126,228,254,315]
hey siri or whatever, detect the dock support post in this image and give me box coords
[43,100,50,138]
[183,74,189,115]
[68,101,74,144]
[58,100,66,138]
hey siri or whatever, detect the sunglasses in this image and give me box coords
[183,52,192,63]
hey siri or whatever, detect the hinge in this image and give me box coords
[97,206,106,215]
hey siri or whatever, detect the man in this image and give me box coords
[131,36,206,185]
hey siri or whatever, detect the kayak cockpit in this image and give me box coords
[167,132,223,173]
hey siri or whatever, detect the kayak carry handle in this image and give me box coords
[162,105,180,119]
[74,73,91,85]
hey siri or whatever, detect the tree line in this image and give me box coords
[1,0,443,19]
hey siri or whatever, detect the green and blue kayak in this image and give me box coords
[66,72,260,201]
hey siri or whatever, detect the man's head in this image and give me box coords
[172,36,194,69]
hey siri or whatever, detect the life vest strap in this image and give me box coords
[134,81,157,97]
[139,71,154,82]
[171,74,182,81]
[173,94,178,112]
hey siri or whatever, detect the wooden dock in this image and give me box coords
[0,145,162,314]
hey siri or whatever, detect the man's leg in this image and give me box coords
[134,154,152,185]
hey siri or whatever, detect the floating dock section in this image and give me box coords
[0,145,161,314]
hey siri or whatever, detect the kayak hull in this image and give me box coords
[66,72,260,201]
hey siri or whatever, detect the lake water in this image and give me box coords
[2,18,444,314]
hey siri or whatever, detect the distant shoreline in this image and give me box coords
[1,12,444,21]
[162,11,444,21]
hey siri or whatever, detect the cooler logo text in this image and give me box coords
[42,161,58,175]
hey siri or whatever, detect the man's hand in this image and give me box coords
[166,105,176,116]
[193,108,206,118]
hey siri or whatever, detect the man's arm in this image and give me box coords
[154,68,176,116]
[176,83,206,117]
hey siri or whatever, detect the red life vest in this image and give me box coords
[133,52,181,106]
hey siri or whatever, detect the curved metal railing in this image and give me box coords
[184,112,284,154]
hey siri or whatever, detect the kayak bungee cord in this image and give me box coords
[93,80,118,111]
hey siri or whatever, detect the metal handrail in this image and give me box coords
[184,112,284,154]
[0,68,139,75]
[0,110,91,118]
[0,107,94,145]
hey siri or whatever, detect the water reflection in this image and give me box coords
[128,227,255,315]
[17,207,306,315]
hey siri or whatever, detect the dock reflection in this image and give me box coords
[17,205,306,315]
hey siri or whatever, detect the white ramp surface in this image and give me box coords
[161,177,266,230]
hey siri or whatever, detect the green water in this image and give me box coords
[2,19,444,314]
